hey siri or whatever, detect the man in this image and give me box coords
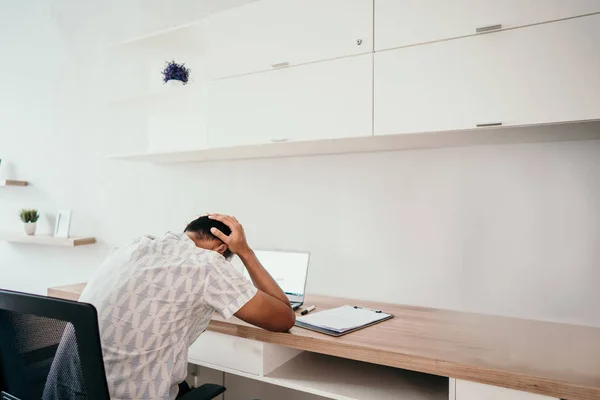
[44,214,295,400]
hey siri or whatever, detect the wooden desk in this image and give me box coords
[48,283,600,400]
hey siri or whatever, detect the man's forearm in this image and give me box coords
[238,248,291,307]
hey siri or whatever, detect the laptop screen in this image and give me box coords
[237,250,310,302]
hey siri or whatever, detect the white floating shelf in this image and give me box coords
[107,20,203,51]
[105,0,252,50]
[193,352,447,400]
[1,180,28,187]
[1,234,96,247]
[109,81,197,106]
[109,121,600,164]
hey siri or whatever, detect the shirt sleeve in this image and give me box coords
[203,255,258,319]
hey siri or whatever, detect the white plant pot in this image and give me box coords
[24,222,37,236]
[165,79,185,88]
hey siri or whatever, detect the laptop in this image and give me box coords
[235,249,310,310]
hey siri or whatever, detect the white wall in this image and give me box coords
[1,1,599,327]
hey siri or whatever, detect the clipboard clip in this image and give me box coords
[354,305,382,313]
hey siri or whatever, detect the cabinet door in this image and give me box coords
[375,0,600,51]
[485,14,600,127]
[203,0,373,80]
[375,15,600,136]
[208,55,373,148]
[456,380,557,400]
[374,36,493,135]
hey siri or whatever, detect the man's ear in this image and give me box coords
[215,243,228,256]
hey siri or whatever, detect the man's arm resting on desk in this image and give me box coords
[210,214,295,332]
[235,290,295,332]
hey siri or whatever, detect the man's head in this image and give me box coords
[184,216,233,259]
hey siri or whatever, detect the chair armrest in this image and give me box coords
[178,383,226,400]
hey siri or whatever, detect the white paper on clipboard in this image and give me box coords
[296,305,392,333]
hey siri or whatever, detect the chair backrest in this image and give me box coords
[0,289,110,400]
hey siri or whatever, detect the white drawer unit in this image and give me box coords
[207,54,373,148]
[455,380,558,400]
[375,0,600,51]
[192,347,449,400]
[374,14,600,136]
[203,0,373,80]
[188,331,302,376]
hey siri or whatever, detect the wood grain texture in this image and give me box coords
[2,235,96,247]
[47,284,600,400]
[48,283,86,301]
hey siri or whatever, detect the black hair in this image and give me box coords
[184,216,233,259]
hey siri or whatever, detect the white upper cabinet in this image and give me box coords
[207,54,373,148]
[203,0,373,80]
[375,14,600,136]
[375,0,600,51]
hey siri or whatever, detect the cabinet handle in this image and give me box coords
[356,39,363,45]
[476,24,502,33]
[271,62,290,69]
[270,138,290,143]
[476,122,503,127]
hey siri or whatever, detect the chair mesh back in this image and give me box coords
[0,310,87,400]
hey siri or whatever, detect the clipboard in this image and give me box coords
[295,305,394,337]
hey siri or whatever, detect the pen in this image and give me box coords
[301,305,316,315]
[354,305,382,313]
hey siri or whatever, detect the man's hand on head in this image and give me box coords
[208,214,252,257]
[210,214,295,329]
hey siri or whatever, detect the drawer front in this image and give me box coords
[188,331,263,375]
[456,380,557,400]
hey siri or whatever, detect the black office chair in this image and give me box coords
[0,289,225,400]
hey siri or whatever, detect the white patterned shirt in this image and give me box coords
[78,232,257,400]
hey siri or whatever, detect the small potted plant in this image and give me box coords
[19,209,39,235]
[161,60,190,87]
